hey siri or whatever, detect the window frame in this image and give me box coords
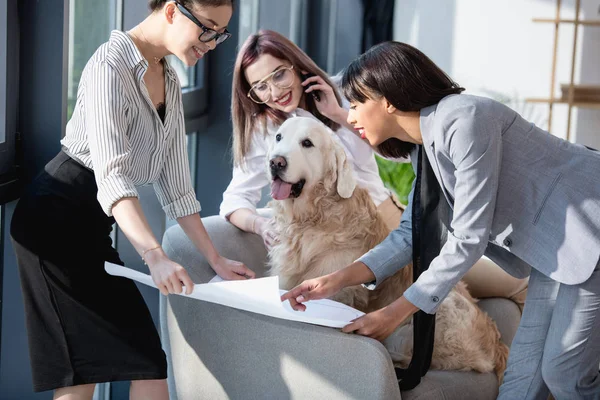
[0,0,209,206]
[0,0,20,205]
[182,83,209,133]
[176,46,209,134]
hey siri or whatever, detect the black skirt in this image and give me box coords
[10,151,167,392]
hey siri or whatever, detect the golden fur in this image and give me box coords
[266,117,508,382]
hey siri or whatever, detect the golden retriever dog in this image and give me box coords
[266,117,509,382]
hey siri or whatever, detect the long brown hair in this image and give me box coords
[232,30,342,166]
[342,41,465,159]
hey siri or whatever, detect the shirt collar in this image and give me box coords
[162,58,178,82]
[110,30,178,83]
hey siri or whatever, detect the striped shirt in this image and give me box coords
[61,30,200,220]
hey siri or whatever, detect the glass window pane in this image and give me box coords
[187,132,198,187]
[0,0,7,143]
[166,55,197,89]
[67,0,119,120]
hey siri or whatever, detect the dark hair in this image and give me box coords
[149,0,234,12]
[342,41,465,159]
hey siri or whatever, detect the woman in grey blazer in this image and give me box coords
[282,41,600,399]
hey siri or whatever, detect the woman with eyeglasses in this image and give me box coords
[221,29,405,247]
[10,1,253,399]
[220,30,527,311]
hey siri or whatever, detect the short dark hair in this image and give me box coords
[341,41,465,159]
[149,0,234,12]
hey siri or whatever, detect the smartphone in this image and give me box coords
[301,72,321,102]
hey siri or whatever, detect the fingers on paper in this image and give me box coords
[177,269,195,295]
[342,317,365,334]
[170,275,183,294]
[231,262,253,279]
[281,283,306,302]
[281,282,313,311]
[229,271,246,280]
[291,298,306,312]
[163,278,175,295]
[285,294,306,312]
[157,283,169,296]
[242,265,256,279]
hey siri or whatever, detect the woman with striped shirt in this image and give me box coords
[10,1,253,398]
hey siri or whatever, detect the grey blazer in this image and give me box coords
[359,94,600,314]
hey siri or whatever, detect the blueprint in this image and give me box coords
[105,262,364,328]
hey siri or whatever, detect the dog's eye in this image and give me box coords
[276,134,282,142]
[301,139,314,148]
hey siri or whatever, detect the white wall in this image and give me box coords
[394,0,600,148]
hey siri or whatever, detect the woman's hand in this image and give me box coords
[255,216,279,250]
[342,296,419,341]
[281,273,344,311]
[211,255,256,281]
[301,74,346,125]
[145,249,195,296]
[281,261,376,311]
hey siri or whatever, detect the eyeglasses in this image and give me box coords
[247,66,296,104]
[175,1,231,45]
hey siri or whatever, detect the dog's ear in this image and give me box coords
[334,144,356,198]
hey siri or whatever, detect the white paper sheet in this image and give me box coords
[105,262,364,328]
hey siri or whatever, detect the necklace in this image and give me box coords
[131,26,162,65]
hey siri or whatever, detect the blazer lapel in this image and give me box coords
[420,105,454,209]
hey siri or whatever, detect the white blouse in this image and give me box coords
[61,30,200,220]
[220,107,394,218]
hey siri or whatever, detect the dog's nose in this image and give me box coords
[270,156,287,173]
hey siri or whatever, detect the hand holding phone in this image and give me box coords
[300,72,344,124]
[301,73,321,102]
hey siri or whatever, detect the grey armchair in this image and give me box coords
[160,215,521,400]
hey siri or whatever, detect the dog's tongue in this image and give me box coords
[271,179,292,200]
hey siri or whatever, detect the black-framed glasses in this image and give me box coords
[175,1,231,45]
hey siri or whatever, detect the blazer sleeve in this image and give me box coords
[358,180,415,287]
[403,107,503,314]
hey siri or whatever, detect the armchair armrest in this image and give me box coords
[160,216,521,400]
[160,215,401,400]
